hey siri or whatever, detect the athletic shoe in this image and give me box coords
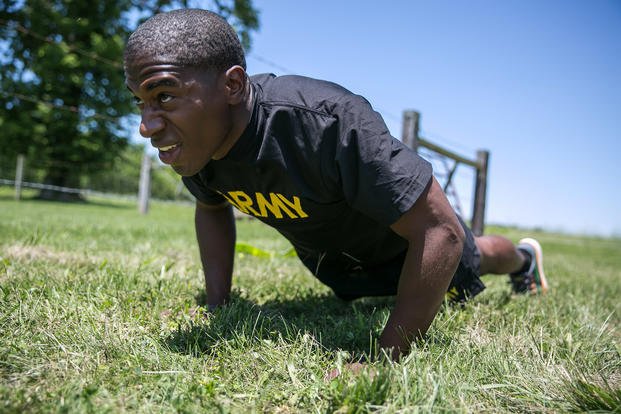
[509,238,549,294]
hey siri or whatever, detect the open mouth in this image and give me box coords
[157,143,182,165]
[159,143,179,152]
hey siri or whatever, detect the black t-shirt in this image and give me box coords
[183,73,432,271]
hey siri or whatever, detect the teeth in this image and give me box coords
[159,144,178,152]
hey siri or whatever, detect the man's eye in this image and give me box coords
[159,93,173,103]
[133,96,144,106]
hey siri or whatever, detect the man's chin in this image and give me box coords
[172,163,205,177]
[172,165,193,176]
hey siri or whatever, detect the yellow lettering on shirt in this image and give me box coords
[277,194,309,218]
[255,192,293,219]
[220,192,239,209]
[222,190,309,220]
[226,191,260,216]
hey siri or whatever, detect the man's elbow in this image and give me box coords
[441,216,465,255]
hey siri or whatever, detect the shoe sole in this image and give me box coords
[519,237,548,294]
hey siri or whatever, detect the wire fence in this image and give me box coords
[0,178,139,201]
[420,146,475,218]
[401,110,489,236]
[2,112,487,227]
[0,152,195,210]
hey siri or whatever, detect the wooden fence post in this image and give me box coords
[401,110,420,151]
[15,154,25,201]
[471,150,489,236]
[400,111,489,235]
[138,152,151,214]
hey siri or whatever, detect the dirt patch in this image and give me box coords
[1,243,197,277]
[3,244,80,264]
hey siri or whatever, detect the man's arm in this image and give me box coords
[380,177,465,359]
[194,200,236,310]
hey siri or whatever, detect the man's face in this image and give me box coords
[126,58,233,176]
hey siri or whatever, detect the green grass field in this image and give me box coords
[1,189,620,413]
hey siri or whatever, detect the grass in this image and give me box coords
[1,188,620,413]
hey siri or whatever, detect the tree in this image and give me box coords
[0,0,259,200]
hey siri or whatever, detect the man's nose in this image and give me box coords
[139,109,165,138]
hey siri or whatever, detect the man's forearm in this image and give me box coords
[378,225,463,359]
[381,178,466,360]
[195,202,236,308]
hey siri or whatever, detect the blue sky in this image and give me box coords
[240,0,621,237]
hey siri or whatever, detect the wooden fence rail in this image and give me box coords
[401,110,490,236]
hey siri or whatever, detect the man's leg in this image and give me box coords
[475,235,525,275]
[475,235,548,294]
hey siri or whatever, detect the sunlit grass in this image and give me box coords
[1,189,619,412]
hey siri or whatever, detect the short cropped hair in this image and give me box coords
[124,9,246,73]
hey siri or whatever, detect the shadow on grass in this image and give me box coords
[471,288,513,308]
[0,193,133,210]
[82,198,135,209]
[163,290,397,358]
[164,289,468,359]
[564,378,621,412]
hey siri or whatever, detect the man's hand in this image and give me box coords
[381,177,465,359]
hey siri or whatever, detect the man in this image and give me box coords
[124,9,548,360]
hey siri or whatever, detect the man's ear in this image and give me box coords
[224,65,248,105]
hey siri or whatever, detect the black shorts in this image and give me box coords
[310,216,485,303]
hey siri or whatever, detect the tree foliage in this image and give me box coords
[0,0,259,200]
